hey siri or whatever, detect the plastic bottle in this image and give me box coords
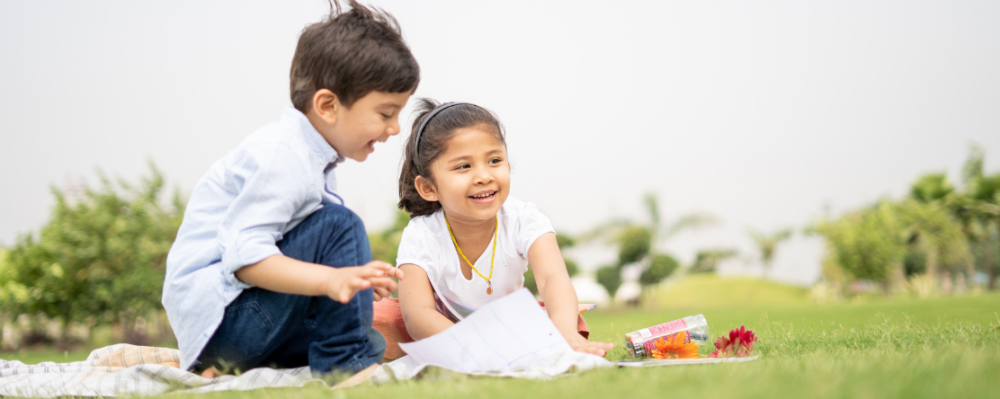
[625,314,710,358]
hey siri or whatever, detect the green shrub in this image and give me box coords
[639,254,678,285]
[596,265,622,297]
[369,210,409,264]
[689,249,736,274]
[615,226,651,266]
[0,164,184,342]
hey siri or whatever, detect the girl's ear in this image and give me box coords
[414,176,439,202]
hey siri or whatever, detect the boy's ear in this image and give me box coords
[414,176,439,203]
[311,89,341,125]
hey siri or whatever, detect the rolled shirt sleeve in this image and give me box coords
[216,144,311,289]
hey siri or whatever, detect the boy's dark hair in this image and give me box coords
[290,0,420,112]
[398,98,506,217]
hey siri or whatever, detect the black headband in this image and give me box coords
[413,102,469,175]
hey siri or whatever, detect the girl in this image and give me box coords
[393,99,613,356]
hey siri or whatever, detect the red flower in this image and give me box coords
[708,325,757,358]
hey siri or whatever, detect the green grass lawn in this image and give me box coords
[0,348,92,366]
[4,278,1000,398]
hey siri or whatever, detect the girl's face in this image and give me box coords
[419,126,510,225]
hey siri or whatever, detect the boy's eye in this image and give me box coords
[381,113,392,119]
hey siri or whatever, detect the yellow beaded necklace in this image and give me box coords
[445,215,498,295]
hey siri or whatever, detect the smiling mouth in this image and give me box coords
[469,190,498,201]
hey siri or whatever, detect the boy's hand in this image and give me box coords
[325,261,404,304]
[565,333,614,357]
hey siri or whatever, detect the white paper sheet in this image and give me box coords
[398,288,573,373]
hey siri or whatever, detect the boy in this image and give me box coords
[162,1,418,381]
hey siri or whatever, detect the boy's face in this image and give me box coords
[311,90,412,162]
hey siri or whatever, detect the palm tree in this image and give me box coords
[582,193,717,258]
[954,156,1000,289]
[952,193,1000,290]
[641,192,719,257]
[910,172,954,203]
[899,177,973,293]
[584,192,717,295]
[952,145,1000,290]
[748,228,792,279]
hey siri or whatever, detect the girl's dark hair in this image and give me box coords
[398,98,506,217]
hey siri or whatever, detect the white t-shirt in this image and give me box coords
[396,197,555,321]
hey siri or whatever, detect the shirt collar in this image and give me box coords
[281,106,345,165]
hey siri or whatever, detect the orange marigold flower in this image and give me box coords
[650,331,700,359]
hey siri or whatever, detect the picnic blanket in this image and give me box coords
[0,344,606,397]
[0,344,315,397]
[0,344,758,397]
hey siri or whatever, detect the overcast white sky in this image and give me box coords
[2,0,998,285]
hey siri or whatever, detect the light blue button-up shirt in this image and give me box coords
[163,106,345,370]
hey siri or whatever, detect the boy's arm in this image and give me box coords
[528,233,614,356]
[236,255,402,303]
[397,264,454,340]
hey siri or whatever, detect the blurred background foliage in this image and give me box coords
[0,163,183,348]
[368,209,409,265]
[812,144,999,298]
[585,192,716,299]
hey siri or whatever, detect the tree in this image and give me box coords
[689,249,737,274]
[615,226,651,266]
[953,144,1000,290]
[814,201,905,292]
[595,265,622,297]
[584,192,716,294]
[898,200,973,292]
[910,173,954,203]
[812,147,999,294]
[748,228,792,279]
[639,254,679,285]
[901,173,974,290]
[957,174,1000,290]
[0,163,184,344]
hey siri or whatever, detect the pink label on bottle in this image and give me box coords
[626,318,694,358]
[646,318,687,337]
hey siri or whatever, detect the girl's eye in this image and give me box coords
[381,113,392,120]
[455,164,470,170]
[489,158,503,165]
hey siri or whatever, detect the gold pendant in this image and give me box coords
[486,281,493,295]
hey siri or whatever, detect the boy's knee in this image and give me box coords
[307,205,371,265]
[313,204,365,231]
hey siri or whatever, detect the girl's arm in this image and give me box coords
[528,232,614,357]
[397,264,455,340]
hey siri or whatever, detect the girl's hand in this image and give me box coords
[325,260,404,303]
[373,265,404,302]
[373,286,390,302]
[565,333,614,357]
